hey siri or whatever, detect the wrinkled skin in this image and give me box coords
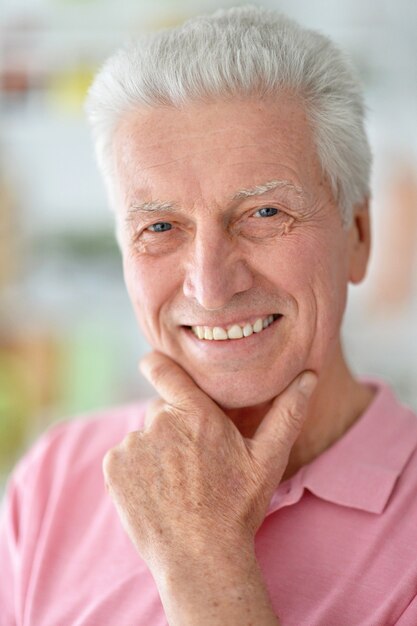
[113,96,369,413]
[102,96,372,624]
[104,352,316,571]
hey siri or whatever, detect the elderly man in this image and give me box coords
[1,6,417,626]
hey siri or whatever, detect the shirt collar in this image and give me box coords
[268,381,417,515]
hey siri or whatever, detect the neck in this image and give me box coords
[224,341,376,481]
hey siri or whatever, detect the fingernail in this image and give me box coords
[298,371,317,396]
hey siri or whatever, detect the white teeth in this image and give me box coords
[227,324,243,339]
[253,318,263,333]
[243,323,253,337]
[204,327,213,340]
[213,327,228,340]
[191,315,278,341]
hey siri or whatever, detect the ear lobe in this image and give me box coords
[348,198,371,284]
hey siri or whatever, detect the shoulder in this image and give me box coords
[0,400,152,614]
[9,400,150,493]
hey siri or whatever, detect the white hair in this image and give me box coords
[85,5,371,226]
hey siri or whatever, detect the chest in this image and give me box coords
[17,487,417,626]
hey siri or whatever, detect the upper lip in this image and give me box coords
[180,313,281,327]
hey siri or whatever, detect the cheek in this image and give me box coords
[255,232,349,340]
[293,236,350,361]
[265,228,348,300]
[122,253,175,341]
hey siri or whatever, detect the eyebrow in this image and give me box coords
[127,200,178,219]
[127,179,304,218]
[233,179,304,200]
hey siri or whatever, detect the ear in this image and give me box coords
[348,198,371,284]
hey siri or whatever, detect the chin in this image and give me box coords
[193,370,289,410]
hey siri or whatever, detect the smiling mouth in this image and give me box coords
[186,313,282,341]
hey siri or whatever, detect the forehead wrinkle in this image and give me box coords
[131,143,266,173]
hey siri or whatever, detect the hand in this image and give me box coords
[103,351,317,573]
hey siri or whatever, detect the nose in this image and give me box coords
[182,227,254,310]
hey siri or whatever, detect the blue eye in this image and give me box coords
[148,222,172,232]
[256,207,279,218]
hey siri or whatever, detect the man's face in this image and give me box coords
[112,96,366,408]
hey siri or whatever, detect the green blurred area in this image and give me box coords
[0,213,124,472]
[0,308,137,482]
[0,352,34,473]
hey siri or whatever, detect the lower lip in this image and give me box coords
[181,316,283,357]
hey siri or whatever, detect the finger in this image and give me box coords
[139,351,215,411]
[253,371,317,461]
[144,397,164,429]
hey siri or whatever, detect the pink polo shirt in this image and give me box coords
[1,381,417,625]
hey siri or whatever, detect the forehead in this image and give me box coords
[112,95,323,209]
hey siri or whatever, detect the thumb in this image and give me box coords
[253,371,317,463]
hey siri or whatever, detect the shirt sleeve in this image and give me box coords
[0,428,57,626]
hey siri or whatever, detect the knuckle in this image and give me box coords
[165,406,192,434]
[164,403,184,421]
[161,405,198,440]
[282,400,306,431]
[149,404,171,430]
[102,448,118,479]
[123,431,140,450]
[149,361,172,385]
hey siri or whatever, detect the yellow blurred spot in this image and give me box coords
[47,64,96,116]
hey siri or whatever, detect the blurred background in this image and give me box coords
[0,0,416,487]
